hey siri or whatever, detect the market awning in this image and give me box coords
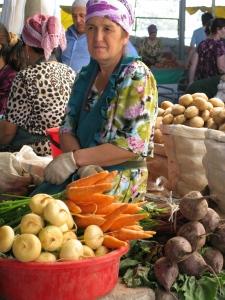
[186,6,225,17]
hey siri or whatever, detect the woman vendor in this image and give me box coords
[34,0,158,202]
[0,14,75,156]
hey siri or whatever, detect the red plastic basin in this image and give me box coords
[0,246,128,300]
[46,127,62,157]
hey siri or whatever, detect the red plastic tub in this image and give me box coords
[0,246,128,300]
[46,127,62,157]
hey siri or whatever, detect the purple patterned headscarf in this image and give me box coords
[86,0,134,33]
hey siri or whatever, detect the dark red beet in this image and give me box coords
[154,256,179,291]
[210,224,225,254]
[177,221,206,250]
[200,208,220,233]
[164,236,192,262]
[203,247,224,274]
[178,252,208,276]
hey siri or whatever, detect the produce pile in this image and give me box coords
[155,93,225,144]
[0,171,157,262]
[120,190,225,300]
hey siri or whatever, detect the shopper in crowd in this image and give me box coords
[186,18,225,97]
[33,0,158,202]
[186,12,213,69]
[0,23,25,115]
[0,14,76,155]
[138,24,162,67]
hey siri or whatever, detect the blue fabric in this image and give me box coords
[61,25,90,73]
[126,41,138,56]
[190,27,206,47]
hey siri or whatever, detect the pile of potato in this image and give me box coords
[154,93,225,144]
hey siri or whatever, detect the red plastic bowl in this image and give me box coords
[0,246,128,300]
[46,127,62,157]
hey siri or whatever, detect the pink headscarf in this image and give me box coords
[22,14,66,60]
[86,0,134,34]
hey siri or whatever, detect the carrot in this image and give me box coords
[68,171,109,188]
[64,200,82,214]
[101,203,129,232]
[103,235,128,249]
[108,213,149,231]
[78,203,97,214]
[110,228,156,241]
[95,170,118,184]
[97,202,143,215]
[76,193,116,207]
[74,214,105,228]
[124,225,143,231]
[66,183,113,202]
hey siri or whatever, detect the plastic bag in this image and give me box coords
[15,145,52,185]
[0,146,52,194]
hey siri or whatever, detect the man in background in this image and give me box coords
[61,0,89,73]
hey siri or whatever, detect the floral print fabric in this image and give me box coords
[196,38,225,80]
[138,37,162,67]
[61,59,158,202]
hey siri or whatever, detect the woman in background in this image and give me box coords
[0,23,24,115]
[138,24,162,67]
[0,14,76,155]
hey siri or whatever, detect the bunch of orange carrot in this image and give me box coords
[65,170,156,249]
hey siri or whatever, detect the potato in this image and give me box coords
[208,97,225,108]
[219,124,225,132]
[210,107,223,118]
[192,97,208,111]
[207,101,214,111]
[218,109,225,120]
[206,118,217,129]
[189,116,204,128]
[160,100,174,110]
[162,114,174,124]
[212,110,225,126]
[184,106,199,119]
[163,107,173,116]
[154,129,164,144]
[171,104,185,116]
[192,92,208,101]
[173,114,186,124]
[158,107,165,117]
[155,116,163,129]
[179,94,193,107]
[200,110,210,122]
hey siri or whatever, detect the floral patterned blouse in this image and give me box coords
[61,59,158,202]
[196,38,225,80]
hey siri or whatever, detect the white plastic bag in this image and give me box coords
[15,146,52,185]
[203,129,225,212]
[162,124,208,196]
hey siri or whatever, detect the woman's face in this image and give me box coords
[85,16,129,66]
[218,26,225,39]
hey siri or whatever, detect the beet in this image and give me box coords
[177,221,206,251]
[179,191,208,221]
[178,252,208,276]
[155,287,177,300]
[154,257,179,291]
[210,224,225,254]
[203,247,224,274]
[200,208,220,233]
[164,236,192,262]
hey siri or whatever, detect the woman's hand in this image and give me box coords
[44,152,77,184]
[77,165,104,178]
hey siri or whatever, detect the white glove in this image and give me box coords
[77,165,104,178]
[44,152,77,184]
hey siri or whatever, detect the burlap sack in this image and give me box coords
[203,129,225,212]
[162,124,208,196]
[147,143,168,181]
